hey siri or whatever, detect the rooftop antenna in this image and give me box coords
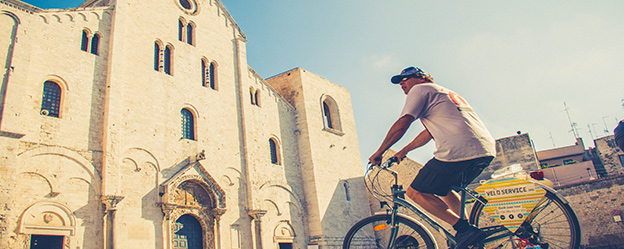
[548,132,556,147]
[602,116,610,135]
[563,102,579,138]
[591,123,599,138]
[587,124,595,140]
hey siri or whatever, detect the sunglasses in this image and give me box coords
[399,76,414,82]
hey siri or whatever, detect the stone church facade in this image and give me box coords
[0,0,370,248]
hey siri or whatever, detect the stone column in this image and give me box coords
[101,195,124,249]
[248,210,267,249]
[160,203,176,249]
[212,208,226,249]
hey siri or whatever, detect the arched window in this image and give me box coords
[321,95,343,133]
[186,22,194,45]
[90,33,100,55]
[154,42,161,71]
[254,90,260,107]
[208,62,216,90]
[344,182,351,201]
[164,45,172,75]
[41,81,62,118]
[201,59,206,86]
[323,101,333,129]
[181,109,195,140]
[269,138,280,164]
[250,87,256,105]
[81,30,89,52]
[178,19,185,42]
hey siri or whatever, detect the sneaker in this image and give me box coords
[455,225,486,249]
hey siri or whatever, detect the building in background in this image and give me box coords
[0,0,369,248]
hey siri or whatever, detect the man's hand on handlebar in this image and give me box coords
[368,151,383,166]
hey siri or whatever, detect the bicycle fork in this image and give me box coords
[386,204,400,248]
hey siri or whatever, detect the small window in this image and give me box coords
[81,30,89,52]
[563,159,576,165]
[208,62,216,90]
[250,88,260,106]
[178,19,184,42]
[179,0,192,10]
[250,87,256,105]
[323,101,333,129]
[343,182,351,201]
[181,109,195,140]
[321,95,342,133]
[41,81,62,118]
[186,22,194,45]
[164,45,172,75]
[269,138,280,165]
[90,33,100,55]
[201,59,207,86]
[154,42,161,71]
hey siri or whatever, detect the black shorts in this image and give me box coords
[410,156,494,196]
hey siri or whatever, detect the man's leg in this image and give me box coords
[441,191,465,218]
[406,187,459,226]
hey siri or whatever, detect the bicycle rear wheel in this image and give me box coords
[343,213,436,249]
[469,188,581,248]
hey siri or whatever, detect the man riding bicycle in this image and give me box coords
[369,66,496,249]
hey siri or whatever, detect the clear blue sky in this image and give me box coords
[21,0,624,166]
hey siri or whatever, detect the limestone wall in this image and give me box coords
[555,176,624,247]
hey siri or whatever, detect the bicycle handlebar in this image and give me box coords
[368,156,399,171]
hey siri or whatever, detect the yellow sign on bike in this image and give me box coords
[475,177,547,233]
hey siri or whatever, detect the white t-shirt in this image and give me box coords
[401,83,496,162]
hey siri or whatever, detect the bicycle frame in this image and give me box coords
[377,166,520,248]
[380,167,486,248]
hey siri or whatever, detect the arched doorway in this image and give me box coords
[173,214,202,249]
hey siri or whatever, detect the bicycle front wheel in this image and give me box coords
[469,188,581,248]
[343,213,436,249]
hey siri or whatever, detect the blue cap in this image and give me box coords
[390,67,430,84]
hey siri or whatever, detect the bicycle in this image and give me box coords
[343,157,581,248]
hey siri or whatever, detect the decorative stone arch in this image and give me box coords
[258,183,303,216]
[273,220,296,243]
[38,15,48,24]
[160,167,227,249]
[90,11,100,20]
[16,145,101,195]
[52,14,61,23]
[2,10,21,25]
[320,94,343,134]
[77,12,87,21]
[18,201,76,236]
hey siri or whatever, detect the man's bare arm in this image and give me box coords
[394,129,432,161]
[369,115,416,165]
